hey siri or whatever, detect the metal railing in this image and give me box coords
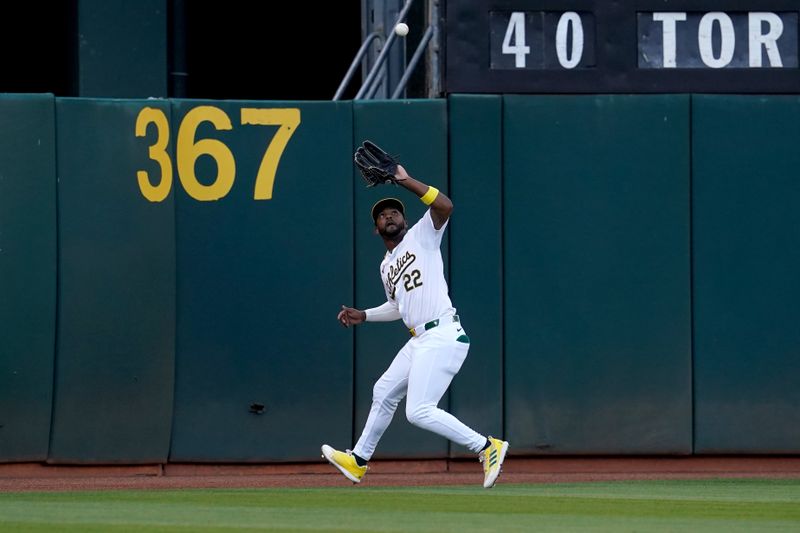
[333,0,434,100]
[389,24,433,99]
[332,32,383,101]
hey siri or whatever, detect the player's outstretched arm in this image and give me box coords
[338,305,366,328]
[394,165,453,229]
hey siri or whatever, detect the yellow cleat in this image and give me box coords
[480,436,509,488]
[321,444,368,484]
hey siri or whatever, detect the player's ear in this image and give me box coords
[373,226,379,235]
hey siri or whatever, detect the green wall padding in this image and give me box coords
[49,98,175,463]
[692,95,800,453]
[352,100,450,458]
[503,95,692,454]
[0,95,57,461]
[447,95,504,456]
[4,93,800,462]
[169,100,354,461]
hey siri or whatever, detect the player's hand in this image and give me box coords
[338,305,366,327]
[394,164,410,182]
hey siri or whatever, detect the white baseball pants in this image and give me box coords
[352,320,487,460]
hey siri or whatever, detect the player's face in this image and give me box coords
[375,207,406,238]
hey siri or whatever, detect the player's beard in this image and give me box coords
[379,220,406,239]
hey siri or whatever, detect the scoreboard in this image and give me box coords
[445,0,800,93]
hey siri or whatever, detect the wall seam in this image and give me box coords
[688,94,696,455]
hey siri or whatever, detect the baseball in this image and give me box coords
[394,23,409,37]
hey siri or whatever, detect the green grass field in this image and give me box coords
[1,479,798,532]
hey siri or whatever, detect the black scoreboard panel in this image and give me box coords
[445,0,800,93]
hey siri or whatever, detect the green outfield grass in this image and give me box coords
[0,479,798,532]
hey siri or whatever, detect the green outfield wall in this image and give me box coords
[0,94,797,463]
[692,95,800,453]
[503,95,692,454]
[447,95,504,457]
[0,95,57,461]
[352,100,450,459]
[168,100,354,462]
[48,99,176,463]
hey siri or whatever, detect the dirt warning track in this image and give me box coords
[1,457,799,492]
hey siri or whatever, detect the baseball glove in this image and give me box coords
[354,140,399,187]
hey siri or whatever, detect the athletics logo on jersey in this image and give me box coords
[384,250,416,299]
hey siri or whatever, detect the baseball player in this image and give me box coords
[322,149,508,488]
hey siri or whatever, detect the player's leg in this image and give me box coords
[322,345,411,483]
[405,323,509,488]
[351,343,412,461]
[404,325,486,452]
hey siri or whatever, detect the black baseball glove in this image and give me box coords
[354,140,400,187]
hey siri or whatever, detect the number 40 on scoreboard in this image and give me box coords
[490,11,597,70]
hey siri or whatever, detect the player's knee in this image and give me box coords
[405,404,432,427]
[372,383,396,411]
[372,382,388,402]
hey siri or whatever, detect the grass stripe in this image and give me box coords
[0,479,797,532]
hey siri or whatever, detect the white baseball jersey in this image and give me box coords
[379,209,456,329]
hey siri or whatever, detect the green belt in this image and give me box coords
[409,315,459,337]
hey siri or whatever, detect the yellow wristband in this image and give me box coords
[420,186,439,205]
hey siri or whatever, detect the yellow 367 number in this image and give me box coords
[135,105,301,202]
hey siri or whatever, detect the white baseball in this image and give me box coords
[395,23,409,37]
